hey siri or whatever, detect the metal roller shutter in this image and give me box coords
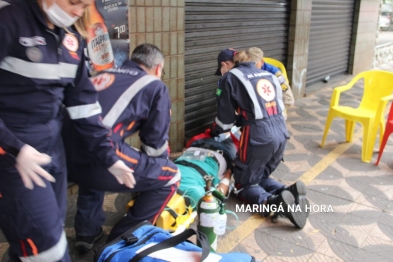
[306,0,355,88]
[184,0,290,138]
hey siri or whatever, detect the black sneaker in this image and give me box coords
[286,181,309,219]
[75,228,103,253]
[267,190,307,229]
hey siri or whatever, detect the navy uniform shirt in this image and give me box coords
[212,62,285,136]
[66,60,171,160]
[0,0,119,168]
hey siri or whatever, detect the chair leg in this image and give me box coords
[375,131,391,165]
[379,119,386,147]
[345,120,355,143]
[363,122,377,163]
[321,111,334,148]
[376,124,392,165]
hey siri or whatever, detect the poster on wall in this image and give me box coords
[88,0,130,69]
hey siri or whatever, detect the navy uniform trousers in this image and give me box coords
[234,115,289,205]
[0,117,69,261]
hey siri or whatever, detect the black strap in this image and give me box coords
[129,229,211,262]
[175,160,210,179]
[176,189,191,206]
[164,206,178,227]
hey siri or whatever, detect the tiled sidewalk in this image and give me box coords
[1,65,393,261]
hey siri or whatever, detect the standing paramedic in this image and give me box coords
[64,43,181,252]
[211,50,308,228]
[0,0,136,261]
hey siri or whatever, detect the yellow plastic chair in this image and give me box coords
[263,57,289,84]
[320,70,393,162]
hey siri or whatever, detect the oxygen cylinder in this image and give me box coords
[197,176,220,251]
[214,203,227,236]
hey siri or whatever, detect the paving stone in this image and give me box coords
[377,219,393,242]
[285,139,296,150]
[326,238,360,261]
[270,164,290,181]
[282,153,311,162]
[340,210,382,226]
[303,140,331,155]
[307,154,323,167]
[316,109,329,118]
[254,232,314,258]
[362,244,393,260]
[315,166,344,181]
[308,252,344,262]
[352,248,390,262]
[327,186,355,202]
[308,212,345,237]
[337,156,380,172]
[307,188,353,206]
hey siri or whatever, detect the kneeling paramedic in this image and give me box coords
[211,50,308,228]
[63,44,180,252]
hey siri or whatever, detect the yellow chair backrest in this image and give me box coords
[359,70,393,111]
[263,57,289,84]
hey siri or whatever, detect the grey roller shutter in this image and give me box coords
[185,0,290,138]
[306,0,355,89]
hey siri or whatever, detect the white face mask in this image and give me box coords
[42,0,79,28]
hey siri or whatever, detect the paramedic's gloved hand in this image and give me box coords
[15,144,55,190]
[108,160,136,188]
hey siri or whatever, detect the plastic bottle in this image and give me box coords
[86,3,114,71]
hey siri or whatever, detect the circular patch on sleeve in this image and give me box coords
[90,73,115,91]
[256,79,276,102]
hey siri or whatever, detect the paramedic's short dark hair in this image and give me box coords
[131,44,164,70]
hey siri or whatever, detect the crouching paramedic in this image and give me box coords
[63,44,180,251]
[211,50,307,228]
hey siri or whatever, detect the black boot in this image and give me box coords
[285,181,307,205]
[285,181,310,219]
[267,191,307,229]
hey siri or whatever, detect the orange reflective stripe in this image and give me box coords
[127,121,135,130]
[26,238,38,255]
[120,130,124,137]
[116,149,138,164]
[0,147,6,155]
[162,166,177,173]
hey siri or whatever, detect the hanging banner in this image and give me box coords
[87,0,129,69]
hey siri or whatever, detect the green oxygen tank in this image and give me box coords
[197,176,220,251]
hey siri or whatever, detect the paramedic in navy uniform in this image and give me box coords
[64,43,181,251]
[211,50,307,228]
[0,0,135,261]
